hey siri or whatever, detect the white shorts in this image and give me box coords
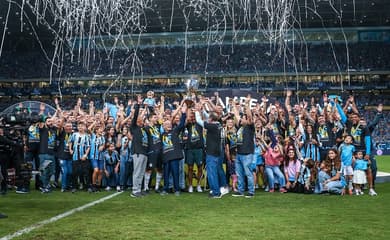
[353,170,367,184]
[343,166,354,176]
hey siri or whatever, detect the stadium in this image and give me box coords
[0,0,389,239]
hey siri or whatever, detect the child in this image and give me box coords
[143,91,157,109]
[103,143,120,191]
[297,158,317,194]
[118,134,133,192]
[317,160,331,193]
[338,135,355,195]
[352,150,368,195]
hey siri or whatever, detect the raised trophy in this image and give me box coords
[184,77,199,107]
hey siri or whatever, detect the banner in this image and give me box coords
[205,89,265,110]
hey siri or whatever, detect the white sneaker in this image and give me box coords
[116,186,121,191]
[105,186,111,191]
[220,186,229,196]
[188,185,193,193]
[355,190,360,196]
[196,185,203,193]
[369,188,377,196]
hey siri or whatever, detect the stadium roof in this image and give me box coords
[146,0,390,31]
[1,0,390,50]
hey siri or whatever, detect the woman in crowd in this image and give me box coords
[284,145,301,192]
[320,149,345,195]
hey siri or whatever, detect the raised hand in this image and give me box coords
[181,103,188,113]
[137,94,143,105]
[323,93,328,103]
[377,103,383,113]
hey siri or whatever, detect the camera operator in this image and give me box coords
[0,165,7,218]
[10,126,29,194]
[0,126,10,195]
[0,124,24,194]
[0,169,7,218]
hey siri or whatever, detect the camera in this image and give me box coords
[2,110,40,126]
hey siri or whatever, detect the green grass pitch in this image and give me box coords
[1,156,390,240]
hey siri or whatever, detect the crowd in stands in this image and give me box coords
[1,42,390,79]
[0,90,386,199]
[1,78,389,98]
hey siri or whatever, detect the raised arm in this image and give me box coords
[245,94,253,125]
[232,100,241,126]
[131,95,143,127]
[158,95,165,120]
[177,104,188,130]
[171,99,185,123]
[266,126,278,148]
[89,100,95,116]
[367,104,384,132]
[285,90,292,113]
[334,99,347,124]
[194,102,205,128]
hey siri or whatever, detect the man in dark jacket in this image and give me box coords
[160,103,187,196]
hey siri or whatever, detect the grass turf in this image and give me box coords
[1,157,390,240]
[377,155,390,173]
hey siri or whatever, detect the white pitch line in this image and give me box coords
[1,192,123,240]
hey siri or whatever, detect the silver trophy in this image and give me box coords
[184,77,199,107]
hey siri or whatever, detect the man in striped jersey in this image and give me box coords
[69,122,91,193]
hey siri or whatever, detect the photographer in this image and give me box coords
[0,165,7,218]
[0,125,24,194]
[10,126,28,194]
[0,127,10,195]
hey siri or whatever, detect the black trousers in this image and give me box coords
[72,160,91,189]
[26,143,42,189]
[0,152,10,192]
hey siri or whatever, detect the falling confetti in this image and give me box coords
[0,0,359,98]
